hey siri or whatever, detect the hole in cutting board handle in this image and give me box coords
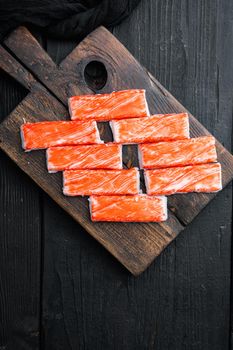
[84,61,108,91]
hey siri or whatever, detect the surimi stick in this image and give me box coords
[89,195,167,222]
[110,113,189,143]
[138,136,217,169]
[144,163,222,195]
[68,89,150,121]
[63,168,140,196]
[46,143,122,172]
[21,120,101,150]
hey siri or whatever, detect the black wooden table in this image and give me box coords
[0,1,233,349]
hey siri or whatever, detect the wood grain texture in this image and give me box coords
[0,1,232,348]
[0,73,41,349]
[42,0,232,349]
[113,0,233,349]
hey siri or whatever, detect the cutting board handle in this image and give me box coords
[3,27,87,103]
[0,44,37,91]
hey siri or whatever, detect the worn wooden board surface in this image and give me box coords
[0,0,233,348]
[0,23,233,279]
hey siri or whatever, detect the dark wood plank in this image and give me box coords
[114,0,232,349]
[0,2,231,350]
[0,72,41,349]
[41,1,233,349]
[42,198,231,349]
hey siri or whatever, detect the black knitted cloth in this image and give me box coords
[0,0,141,41]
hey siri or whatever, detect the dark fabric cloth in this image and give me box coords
[0,0,141,42]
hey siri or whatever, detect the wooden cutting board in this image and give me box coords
[0,26,233,276]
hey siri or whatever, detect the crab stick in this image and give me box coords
[47,143,122,172]
[144,163,222,195]
[89,195,167,222]
[21,120,101,150]
[139,136,217,169]
[68,89,150,121]
[63,168,140,196]
[111,113,189,143]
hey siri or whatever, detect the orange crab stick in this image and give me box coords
[47,143,122,172]
[89,195,167,222]
[21,120,101,150]
[111,113,189,143]
[139,136,217,169]
[63,168,140,196]
[68,89,149,121]
[144,163,222,195]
